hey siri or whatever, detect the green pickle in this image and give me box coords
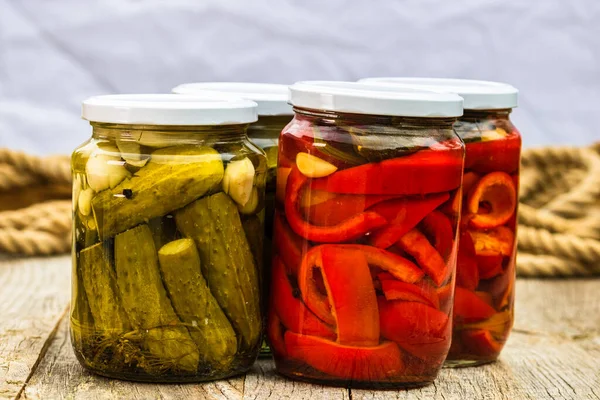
[92,146,224,239]
[157,239,237,369]
[176,192,262,351]
[72,116,265,381]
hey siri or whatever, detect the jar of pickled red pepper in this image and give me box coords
[361,78,520,366]
[71,94,266,382]
[268,81,465,388]
[172,83,293,355]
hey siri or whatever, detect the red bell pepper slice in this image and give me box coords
[454,287,496,324]
[461,329,503,357]
[267,307,287,357]
[464,133,521,174]
[456,230,479,291]
[285,167,387,243]
[378,298,450,360]
[380,279,440,309]
[331,244,424,283]
[273,211,308,276]
[284,332,404,381]
[298,245,380,346]
[397,229,449,287]
[477,254,504,279]
[301,192,397,226]
[272,256,336,340]
[368,193,449,249]
[467,171,517,229]
[310,148,463,195]
[469,226,515,257]
[419,211,454,259]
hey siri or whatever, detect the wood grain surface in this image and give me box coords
[1,256,599,400]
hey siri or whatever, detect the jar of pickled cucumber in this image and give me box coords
[172,83,293,355]
[268,81,464,388]
[361,78,520,367]
[71,94,267,382]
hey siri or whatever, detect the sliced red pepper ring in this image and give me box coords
[461,329,503,357]
[380,279,440,309]
[464,133,521,174]
[285,167,387,243]
[284,332,404,381]
[419,211,454,259]
[467,171,517,229]
[397,229,449,287]
[267,307,287,357]
[333,244,424,283]
[310,148,463,195]
[301,192,397,226]
[456,230,479,291]
[454,287,496,324]
[469,226,515,257]
[368,193,450,249]
[273,211,308,276]
[378,298,450,360]
[298,245,380,346]
[272,256,336,340]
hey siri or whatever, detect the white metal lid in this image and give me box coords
[81,94,258,125]
[359,78,518,110]
[172,82,293,116]
[289,81,463,117]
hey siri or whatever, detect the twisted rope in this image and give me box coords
[517,144,600,277]
[0,149,71,255]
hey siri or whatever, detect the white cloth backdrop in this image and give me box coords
[0,0,598,155]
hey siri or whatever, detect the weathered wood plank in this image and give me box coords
[0,255,71,400]
[242,359,349,400]
[513,279,600,339]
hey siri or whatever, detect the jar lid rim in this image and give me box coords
[289,81,464,117]
[172,82,293,116]
[82,94,258,125]
[359,78,518,110]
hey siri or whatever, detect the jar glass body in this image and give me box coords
[268,108,464,388]
[446,110,520,366]
[70,123,266,382]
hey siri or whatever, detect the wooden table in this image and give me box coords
[1,256,599,400]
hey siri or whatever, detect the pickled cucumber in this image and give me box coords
[92,146,224,239]
[70,250,94,352]
[158,239,237,368]
[79,243,130,334]
[175,192,261,350]
[114,225,199,373]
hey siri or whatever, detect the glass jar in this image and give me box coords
[268,81,464,388]
[361,78,520,366]
[172,83,293,356]
[71,95,266,382]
